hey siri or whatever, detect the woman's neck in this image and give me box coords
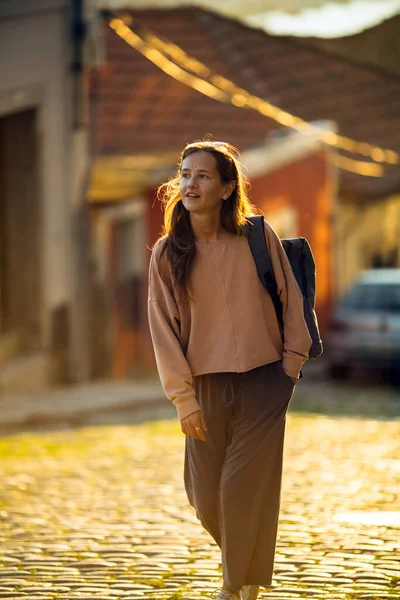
[190,213,223,242]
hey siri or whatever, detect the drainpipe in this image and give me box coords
[70,0,86,130]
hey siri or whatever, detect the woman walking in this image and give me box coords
[147,141,311,600]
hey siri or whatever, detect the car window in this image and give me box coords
[341,283,400,311]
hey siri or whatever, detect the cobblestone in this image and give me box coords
[0,414,399,599]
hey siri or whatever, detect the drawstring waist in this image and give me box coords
[221,373,242,408]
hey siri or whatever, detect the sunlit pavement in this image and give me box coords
[0,412,399,599]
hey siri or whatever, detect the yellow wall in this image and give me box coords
[336,193,400,298]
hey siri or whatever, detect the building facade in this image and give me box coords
[0,0,97,394]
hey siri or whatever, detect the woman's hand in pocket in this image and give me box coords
[180,410,208,441]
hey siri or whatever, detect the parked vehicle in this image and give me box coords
[326,269,400,379]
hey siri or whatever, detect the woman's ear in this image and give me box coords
[224,180,236,199]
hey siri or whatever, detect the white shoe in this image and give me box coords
[240,585,260,600]
[212,590,241,600]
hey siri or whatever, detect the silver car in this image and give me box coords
[326,269,400,379]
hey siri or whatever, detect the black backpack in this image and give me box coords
[246,215,323,361]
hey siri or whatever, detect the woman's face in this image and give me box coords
[180,151,231,216]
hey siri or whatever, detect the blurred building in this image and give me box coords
[294,13,400,295]
[87,6,400,377]
[0,0,99,394]
[87,7,335,376]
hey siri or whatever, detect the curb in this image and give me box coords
[0,380,169,435]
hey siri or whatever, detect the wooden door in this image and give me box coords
[0,109,42,351]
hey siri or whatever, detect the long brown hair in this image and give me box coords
[154,141,259,301]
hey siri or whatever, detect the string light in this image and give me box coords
[109,18,230,103]
[332,154,383,177]
[109,15,398,177]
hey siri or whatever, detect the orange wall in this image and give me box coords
[147,186,165,251]
[249,148,334,332]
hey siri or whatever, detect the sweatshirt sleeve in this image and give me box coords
[264,221,312,379]
[147,242,201,420]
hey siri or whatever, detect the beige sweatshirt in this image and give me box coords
[148,220,312,420]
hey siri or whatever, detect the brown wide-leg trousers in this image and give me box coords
[184,360,295,590]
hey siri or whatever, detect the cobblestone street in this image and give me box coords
[1,412,399,600]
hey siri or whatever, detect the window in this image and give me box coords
[341,283,400,312]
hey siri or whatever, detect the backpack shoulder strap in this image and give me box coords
[246,216,283,331]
